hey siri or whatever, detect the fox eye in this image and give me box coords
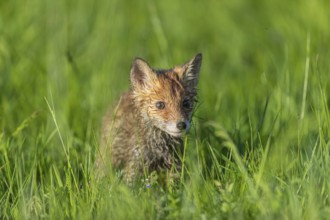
[155,101,165,110]
[182,99,192,109]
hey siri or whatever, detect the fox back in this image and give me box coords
[95,53,202,184]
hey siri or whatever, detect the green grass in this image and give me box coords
[1,0,330,219]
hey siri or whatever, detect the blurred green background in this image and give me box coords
[1,0,330,219]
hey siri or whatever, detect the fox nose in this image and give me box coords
[176,122,187,131]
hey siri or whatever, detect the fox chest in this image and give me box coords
[131,136,183,171]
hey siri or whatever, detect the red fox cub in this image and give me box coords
[95,53,202,185]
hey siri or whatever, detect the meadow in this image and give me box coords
[1,0,330,219]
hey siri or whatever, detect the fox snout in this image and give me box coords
[162,120,191,137]
[176,121,187,131]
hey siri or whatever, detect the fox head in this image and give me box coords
[130,53,202,137]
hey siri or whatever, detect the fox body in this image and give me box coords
[95,54,202,184]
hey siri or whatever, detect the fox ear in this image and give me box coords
[179,53,202,87]
[130,58,154,89]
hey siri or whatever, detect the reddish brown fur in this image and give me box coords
[95,54,202,184]
[134,72,194,124]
